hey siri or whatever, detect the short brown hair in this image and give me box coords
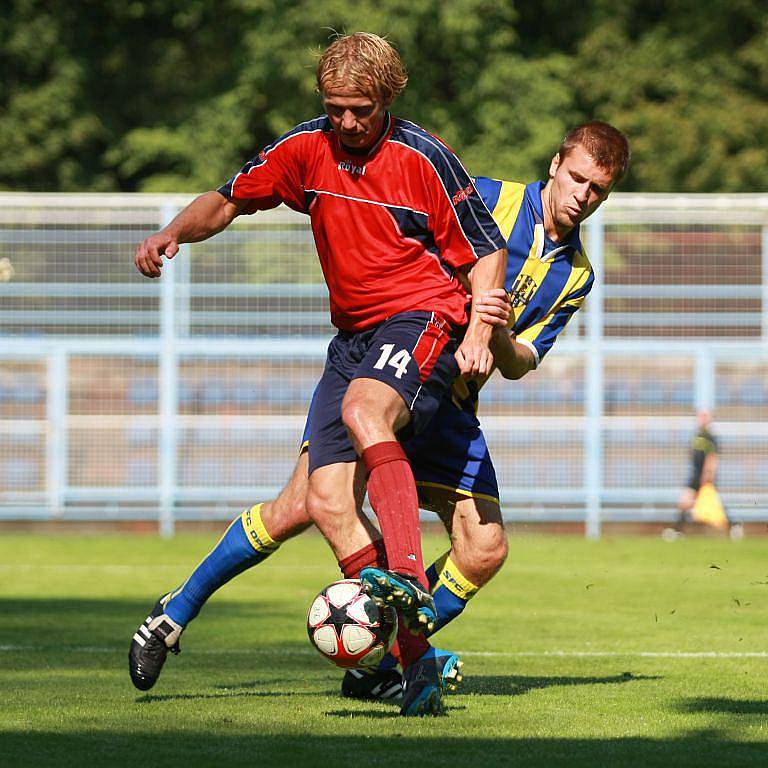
[316,32,408,107]
[559,121,630,180]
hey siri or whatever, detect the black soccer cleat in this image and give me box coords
[341,667,404,701]
[128,595,183,691]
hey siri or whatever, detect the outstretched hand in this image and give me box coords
[134,232,179,278]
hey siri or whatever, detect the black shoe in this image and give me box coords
[128,595,183,691]
[341,668,403,701]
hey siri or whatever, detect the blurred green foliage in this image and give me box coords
[1,0,766,192]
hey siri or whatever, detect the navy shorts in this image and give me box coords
[302,388,499,503]
[403,395,499,504]
[305,311,460,474]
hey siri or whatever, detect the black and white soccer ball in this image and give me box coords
[307,579,398,669]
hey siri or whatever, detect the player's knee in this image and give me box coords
[482,528,508,578]
[465,527,508,584]
[340,394,370,441]
[342,388,404,443]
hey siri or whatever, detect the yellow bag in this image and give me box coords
[692,483,728,529]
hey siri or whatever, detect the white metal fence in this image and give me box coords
[1,192,767,534]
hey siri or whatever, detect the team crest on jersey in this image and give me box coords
[509,274,537,308]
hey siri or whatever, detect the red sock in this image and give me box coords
[362,441,427,586]
[394,625,430,668]
[338,539,387,579]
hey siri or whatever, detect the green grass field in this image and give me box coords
[1,530,766,767]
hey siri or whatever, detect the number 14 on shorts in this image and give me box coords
[373,344,411,379]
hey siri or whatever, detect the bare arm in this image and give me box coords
[455,249,507,376]
[490,326,537,380]
[134,191,249,278]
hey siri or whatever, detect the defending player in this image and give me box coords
[132,32,508,716]
[129,122,630,712]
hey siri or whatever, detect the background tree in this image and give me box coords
[1,0,765,193]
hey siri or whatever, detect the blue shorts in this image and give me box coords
[404,395,499,505]
[305,311,460,474]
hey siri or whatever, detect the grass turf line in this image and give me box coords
[0,532,766,767]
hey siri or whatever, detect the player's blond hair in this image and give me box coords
[316,32,408,107]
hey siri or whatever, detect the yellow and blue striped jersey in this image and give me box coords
[478,177,594,363]
[452,178,594,410]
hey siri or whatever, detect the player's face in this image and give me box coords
[322,87,387,151]
[547,145,618,231]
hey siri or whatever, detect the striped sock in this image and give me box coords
[164,503,279,626]
[426,551,480,634]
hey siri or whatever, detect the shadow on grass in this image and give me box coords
[325,703,469,718]
[137,689,326,703]
[0,730,763,768]
[212,678,297,690]
[0,597,307,664]
[0,597,301,646]
[679,697,768,715]
[324,708,405,719]
[316,672,657,718]
[462,672,660,696]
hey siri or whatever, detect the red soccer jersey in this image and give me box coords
[219,114,505,332]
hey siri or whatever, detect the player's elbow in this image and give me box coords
[497,360,532,380]
[499,367,526,381]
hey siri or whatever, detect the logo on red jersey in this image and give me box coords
[338,160,366,176]
[452,183,474,205]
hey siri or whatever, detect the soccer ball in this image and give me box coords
[307,579,398,669]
